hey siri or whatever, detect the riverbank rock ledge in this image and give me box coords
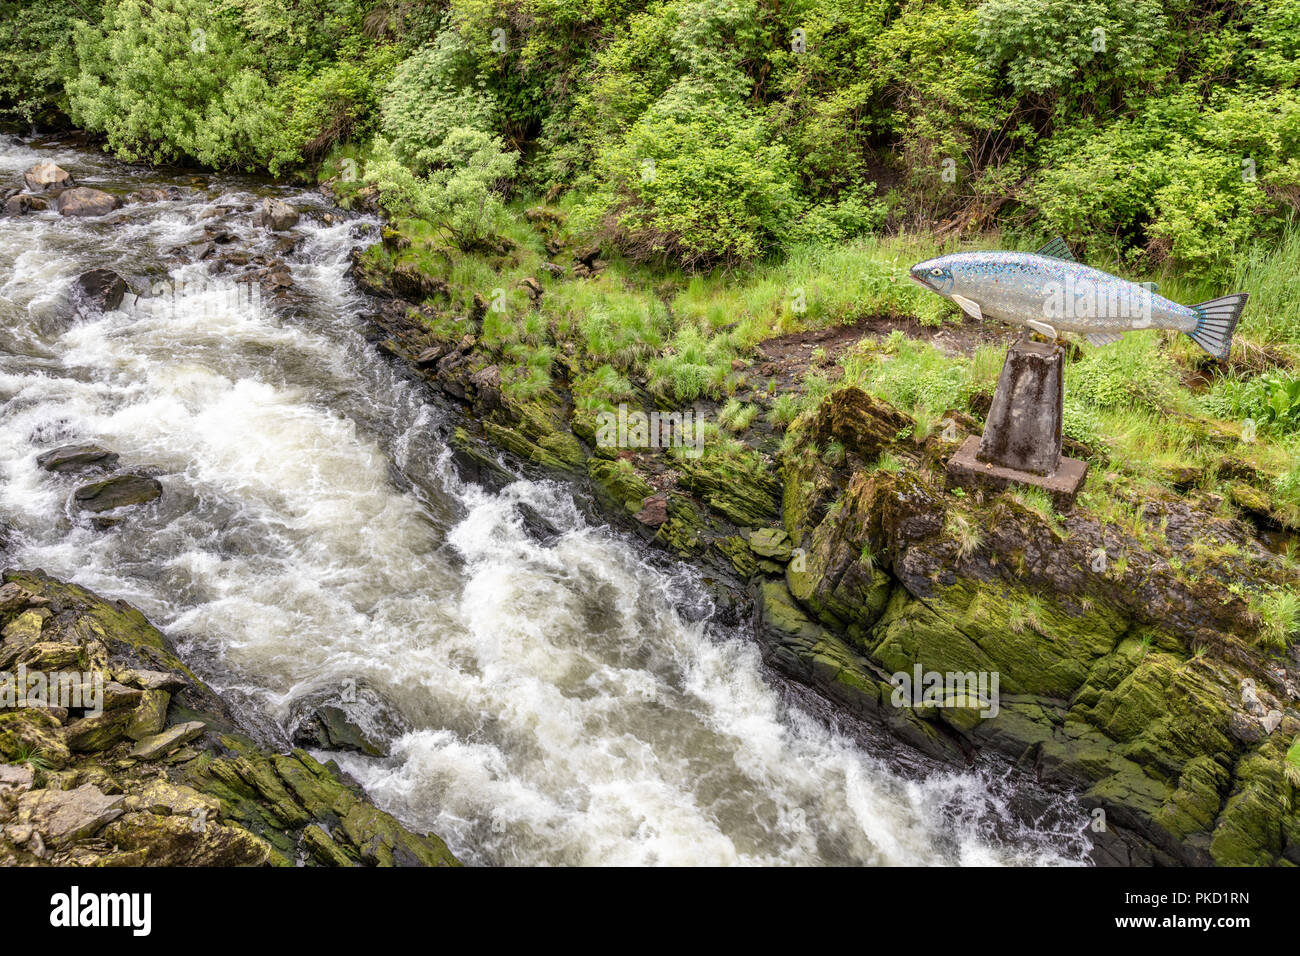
[57,187,123,218]
[23,161,73,192]
[0,569,461,866]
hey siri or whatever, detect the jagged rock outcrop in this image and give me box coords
[755,387,1300,866]
[0,570,461,867]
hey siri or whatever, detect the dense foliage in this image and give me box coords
[2,0,1298,274]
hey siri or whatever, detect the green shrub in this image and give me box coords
[974,0,1169,99]
[270,57,387,172]
[380,30,498,172]
[67,0,285,169]
[582,81,800,268]
[0,0,94,122]
[365,131,519,250]
[1066,342,1177,414]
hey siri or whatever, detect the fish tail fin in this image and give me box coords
[1186,293,1248,360]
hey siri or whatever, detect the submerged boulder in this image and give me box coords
[22,161,73,192]
[57,187,123,218]
[288,683,410,758]
[72,474,162,513]
[127,186,181,204]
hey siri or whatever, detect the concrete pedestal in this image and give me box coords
[946,341,1088,509]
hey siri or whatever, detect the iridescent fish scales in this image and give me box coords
[909,239,1247,360]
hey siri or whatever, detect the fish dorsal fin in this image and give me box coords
[1139,281,1159,294]
[1035,237,1076,262]
[1085,331,1124,347]
[950,293,983,321]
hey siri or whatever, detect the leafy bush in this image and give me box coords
[788,184,888,244]
[269,57,387,172]
[584,81,800,268]
[974,0,1169,99]
[380,31,498,172]
[365,132,519,250]
[1206,373,1300,435]
[67,0,285,168]
[0,0,95,122]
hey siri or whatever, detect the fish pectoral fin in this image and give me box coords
[1085,331,1124,347]
[949,294,983,321]
[1035,237,1077,262]
[1025,319,1057,338]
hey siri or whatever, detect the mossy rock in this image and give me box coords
[805,387,913,464]
[0,709,71,768]
[748,527,792,561]
[677,453,781,528]
[588,458,653,514]
[716,535,759,578]
[655,497,708,556]
[753,579,965,763]
[868,578,1125,699]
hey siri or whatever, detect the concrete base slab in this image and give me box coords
[946,436,1088,510]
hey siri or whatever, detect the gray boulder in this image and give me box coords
[57,187,123,218]
[37,444,120,474]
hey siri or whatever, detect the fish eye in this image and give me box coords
[931,268,943,276]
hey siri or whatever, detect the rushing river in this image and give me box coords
[0,135,1091,866]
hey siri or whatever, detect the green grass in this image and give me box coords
[1251,588,1300,652]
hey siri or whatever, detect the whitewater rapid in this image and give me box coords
[0,135,1091,865]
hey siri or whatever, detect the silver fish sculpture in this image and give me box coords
[909,238,1247,360]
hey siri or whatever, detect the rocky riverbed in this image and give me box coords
[1,137,1096,867]
[12,135,1297,868]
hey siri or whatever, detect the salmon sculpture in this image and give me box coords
[909,238,1247,360]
